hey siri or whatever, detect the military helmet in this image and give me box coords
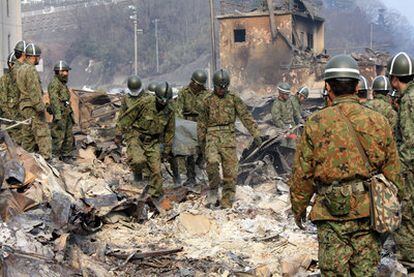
[24,43,41,57]
[191,69,208,86]
[387,52,414,77]
[147,82,158,92]
[324,54,360,80]
[14,40,27,53]
[213,69,230,89]
[277,82,292,94]
[358,75,369,91]
[297,86,309,98]
[53,60,71,71]
[155,81,173,105]
[126,75,143,96]
[7,52,16,65]
[372,75,391,92]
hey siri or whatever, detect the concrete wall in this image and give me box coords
[0,0,23,75]
[218,13,325,91]
[218,13,294,90]
[293,15,324,53]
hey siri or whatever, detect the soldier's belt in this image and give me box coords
[317,180,367,194]
[207,125,235,132]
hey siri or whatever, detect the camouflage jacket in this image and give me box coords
[290,95,303,124]
[0,71,21,120]
[197,91,260,149]
[271,97,296,128]
[364,94,397,131]
[290,95,402,221]
[16,62,45,114]
[48,76,72,121]
[117,95,175,153]
[176,86,209,120]
[11,60,24,82]
[398,81,414,169]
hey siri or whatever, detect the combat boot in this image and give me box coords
[205,189,219,209]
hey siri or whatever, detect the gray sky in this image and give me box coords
[381,0,414,25]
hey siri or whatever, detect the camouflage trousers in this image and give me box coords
[125,134,163,198]
[394,169,414,267]
[20,108,52,160]
[51,113,74,158]
[205,131,238,204]
[316,219,381,276]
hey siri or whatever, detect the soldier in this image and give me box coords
[198,69,261,209]
[176,70,209,186]
[364,75,397,131]
[387,52,414,269]
[0,52,23,143]
[116,76,148,182]
[290,55,402,276]
[47,61,75,161]
[389,89,401,111]
[11,40,27,81]
[271,82,295,129]
[16,43,52,160]
[357,75,369,103]
[117,80,175,199]
[291,86,309,124]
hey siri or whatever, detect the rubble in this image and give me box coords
[0,124,322,276]
[0,88,405,276]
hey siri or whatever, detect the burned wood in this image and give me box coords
[107,247,184,261]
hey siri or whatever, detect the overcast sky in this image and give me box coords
[381,0,414,26]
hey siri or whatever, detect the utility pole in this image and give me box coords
[209,0,217,74]
[129,5,138,75]
[134,20,138,75]
[154,19,160,73]
[370,23,374,49]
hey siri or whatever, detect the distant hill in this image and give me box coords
[23,0,414,88]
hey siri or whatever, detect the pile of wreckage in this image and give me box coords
[0,89,406,276]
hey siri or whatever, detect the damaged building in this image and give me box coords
[218,0,326,94]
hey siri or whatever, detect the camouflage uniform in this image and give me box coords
[271,97,297,149]
[117,94,175,198]
[176,85,209,183]
[16,62,52,159]
[48,76,75,158]
[198,92,260,205]
[290,95,303,125]
[394,81,414,265]
[271,96,296,129]
[290,95,402,276]
[364,94,397,132]
[0,71,22,144]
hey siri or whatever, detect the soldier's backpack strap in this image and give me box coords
[334,106,375,176]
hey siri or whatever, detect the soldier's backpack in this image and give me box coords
[336,107,402,233]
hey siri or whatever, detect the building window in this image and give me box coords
[8,34,11,53]
[6,0,10,17]
[307,33,314,50]
[234,29,246,43]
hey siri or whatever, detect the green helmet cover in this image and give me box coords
[191,69,208,85]
[324,54,360,80]
[25,43,41,57]
[372,75,391,92]
[213,69,230,89]
[387,52,414,77]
